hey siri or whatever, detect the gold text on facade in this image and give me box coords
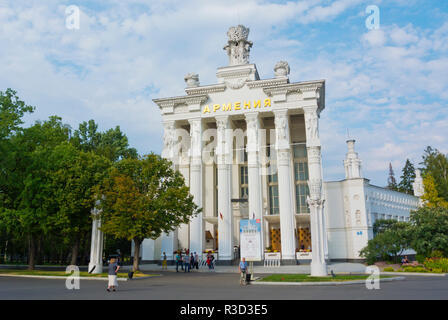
[202,98,271,114]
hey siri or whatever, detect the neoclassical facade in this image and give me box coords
[134,25,422,275]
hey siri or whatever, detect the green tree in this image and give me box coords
[0,116,70,269]
[98,154,200,271]
[398,159,415,195]
[421,146,448,202]
[387,162,398,191]
[72,120,137,162]
[0,88,34,140]
[360,221,411,264]
[47,142,111,265]
[421,175,448,209]
[409,207,448,258]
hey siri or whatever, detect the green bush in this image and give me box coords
[424,257,448,273]
[383,267,395,272]
[402,266,429,273]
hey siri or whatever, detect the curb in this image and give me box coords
[252,276,406,286]
[0,274,128,281]
[380,272,446,277]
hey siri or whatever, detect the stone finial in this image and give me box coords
[274,61,290,78]
[344,139,362,179]
[223,25,253,66]
[413,169,424,198]
[184,73,199,88]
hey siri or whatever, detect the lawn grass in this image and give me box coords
[260,274,391,282]
[0,269,152,278]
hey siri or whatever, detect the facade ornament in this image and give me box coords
[274,61,290,78]
[304,110,319,145]
[224,78,246,90]
[223,25,253,66]
[162,122,176,160]
[184,73,200,88]
[274,114,288,149]
[412,169,424,198]
[344,139,362,179]
[308,179,322,201]
[246,114,259,153]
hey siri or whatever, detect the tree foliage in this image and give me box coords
[421,146,448,202]
[421,174,448,209]
[0,88,34,140]
[409,207,448,258]
[360,220,411,264]
[387,162,398,191]
[72,120,138,162]
[98,154,200,271]
[398,159,415,195]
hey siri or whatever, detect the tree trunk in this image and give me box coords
[28,235,36,270]
[36,237,42,265]
[133,239,141,271]
[70,237,80,265]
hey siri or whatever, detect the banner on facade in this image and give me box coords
[239,219,262,262]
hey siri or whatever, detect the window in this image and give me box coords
[293,144,310,214]
[240,147,248,198]
[240,165,248,198]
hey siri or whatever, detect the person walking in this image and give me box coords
[239,257,248,286]
[175,251,182,272]
[210,254,215,270]
[184,252,190,272]
[194,252,199,270]
[107,258,120,292]
[161,252,167,270]
[190,253,194,271]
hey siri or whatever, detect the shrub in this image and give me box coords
[383,267,395,272]
[424,257,448,273]
[402,266,429,273]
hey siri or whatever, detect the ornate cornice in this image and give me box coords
[185,83,227,95]
[246,77,289,89]
[153,94,208,109]
[262,80,324,96]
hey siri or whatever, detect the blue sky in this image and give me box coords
[1,0,447,186]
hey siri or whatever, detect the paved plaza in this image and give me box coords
[1,269,447,300]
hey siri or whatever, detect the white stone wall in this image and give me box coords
[367,185,419,226]
[325,180,420,261]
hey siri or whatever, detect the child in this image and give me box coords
[107,258,120,292]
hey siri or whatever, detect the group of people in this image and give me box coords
[163,250,216,272]
[173,251,200,272]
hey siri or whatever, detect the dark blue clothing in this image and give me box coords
[108,262,118,275]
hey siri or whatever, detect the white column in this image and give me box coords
[177,158,190,251]
[216,115,233,261]
[304,106,328,276]
[160,121,178,258]
[274,110,296,261]
[188,118,203,255]
[88,206,103,274]
[245,112,264,254]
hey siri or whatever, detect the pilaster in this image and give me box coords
[304,106,328,276]
[274,109,296,261]
[216,115,233,260]
[188,118,203,255]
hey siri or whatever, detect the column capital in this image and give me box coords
[188,118,202,163]
[245,112,260,155]
[304,107,320,147]
[307,179,323,201]
[274,109,290,150]
[162,121,177,160]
